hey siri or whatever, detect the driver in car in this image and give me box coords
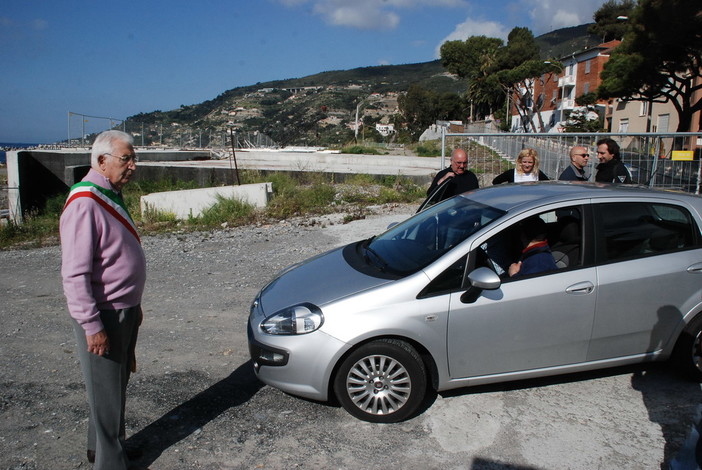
[508,216,558,277]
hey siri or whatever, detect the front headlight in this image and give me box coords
[260,303,324,335]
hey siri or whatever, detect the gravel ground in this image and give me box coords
[2,202,702,470]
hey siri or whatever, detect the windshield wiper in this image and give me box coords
[363,241,389,272]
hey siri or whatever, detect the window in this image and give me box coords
[475,206,583,280]
[618,118,629,133]
[583,83,590,95]
[658,114,670,133]
[596,202,699,263]
[640,101,649,117]
[585,60,591,74]
[418,255,468,297]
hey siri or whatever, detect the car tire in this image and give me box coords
[333,339,427,423]
[673,314,702,381]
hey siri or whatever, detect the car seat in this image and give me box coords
[551,217,581,268]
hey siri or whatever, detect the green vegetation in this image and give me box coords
[339,145,384,155]
[196,196,256,227]
[589,0,636,43]
[0,194,65,249]
[413,140,442,157]
[397,85,466,139]
[0,174,425,250]
[596,0,702,132]
[440,27,564,132]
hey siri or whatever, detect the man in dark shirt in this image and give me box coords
[426,148,479,201]
[559,145,590,181]
[595,138,632,183]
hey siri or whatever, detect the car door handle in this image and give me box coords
[565,281,594,295]
[687,263,702,273]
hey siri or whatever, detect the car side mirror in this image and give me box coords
[460,267,502,304]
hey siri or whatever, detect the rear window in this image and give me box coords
[595,202,700,262]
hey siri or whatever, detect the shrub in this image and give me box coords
[339,145,382,155]
[194,195,255,228]
[415,141,441,157]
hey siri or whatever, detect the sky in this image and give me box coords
[1,0,610,144]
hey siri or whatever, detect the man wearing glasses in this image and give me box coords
[426,147,479,202]
[559,145,591,181]
[60,130,146,469]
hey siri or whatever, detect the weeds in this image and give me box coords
[339,145,383,155]
[414,141,442,157]
[0,173,424,250]
[0,194,65,248]
[195,195,256,228]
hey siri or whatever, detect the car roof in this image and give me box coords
[461,181,702,213]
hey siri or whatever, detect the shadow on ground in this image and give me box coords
[127,360,263,467]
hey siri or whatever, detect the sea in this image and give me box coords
[0,142,41,164]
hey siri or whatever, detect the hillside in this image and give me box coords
[536,23,602,59]
[126,24,600,148]
[127,60,463,148]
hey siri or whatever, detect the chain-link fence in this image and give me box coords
[441,123,702,194]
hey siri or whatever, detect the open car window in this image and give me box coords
[417,178,453,213]
[475,206,583,279]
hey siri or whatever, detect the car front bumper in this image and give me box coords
[247,321,347,402]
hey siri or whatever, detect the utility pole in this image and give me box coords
[229,127,240,185]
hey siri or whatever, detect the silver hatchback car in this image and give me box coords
[248,182,702,422]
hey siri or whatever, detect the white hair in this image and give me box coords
[90,130,134,168]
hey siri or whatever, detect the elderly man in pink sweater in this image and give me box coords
[60,130,146,470]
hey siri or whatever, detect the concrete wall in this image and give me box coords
[140,183,273,220]
[6,148,434,223]
[6,149,210,223]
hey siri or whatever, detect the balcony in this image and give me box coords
[558,75,576,87]
[560,99,576,110]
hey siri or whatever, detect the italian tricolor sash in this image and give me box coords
[64,181,140,243]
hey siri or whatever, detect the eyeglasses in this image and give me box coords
[573,153,590,158]
[105,153,138,164]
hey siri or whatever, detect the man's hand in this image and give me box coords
[508,261,522,277]
[438,172,456,185]
[86,330,110,356]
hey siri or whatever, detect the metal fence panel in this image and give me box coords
[440,125,702,194]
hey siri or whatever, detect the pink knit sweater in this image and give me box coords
[60,169,146,335]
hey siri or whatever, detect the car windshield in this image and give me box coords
[365,196,506,275]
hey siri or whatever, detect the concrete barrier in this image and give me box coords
[6,148,436,223]
[140,182,273,220]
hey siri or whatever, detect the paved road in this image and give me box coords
[1,208,701,469]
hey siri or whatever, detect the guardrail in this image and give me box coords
[439,128,702,194]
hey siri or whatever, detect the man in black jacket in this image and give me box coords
[426,148,479,201]
[559,145,590,181]
[595,138,632,183]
